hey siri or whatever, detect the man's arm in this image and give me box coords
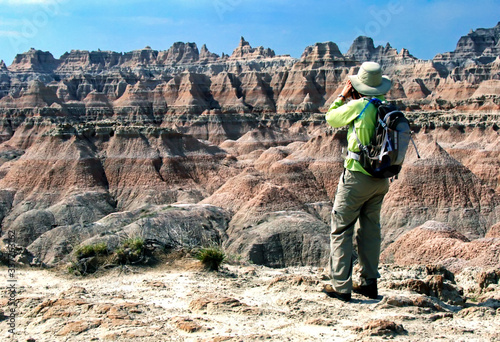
[325,79,362,128]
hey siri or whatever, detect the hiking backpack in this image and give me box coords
[347,98,420,179]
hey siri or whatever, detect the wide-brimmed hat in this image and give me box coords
[348,62,392,96]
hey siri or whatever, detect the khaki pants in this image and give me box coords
[329,169,389,294]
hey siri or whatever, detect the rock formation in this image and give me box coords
[346,36,417,65]
[230,37,276,60]
[381,132,499,247]
[380,221,500,273]
[434,22,500,65]
[0,22,498,123]
[0,22,499,269]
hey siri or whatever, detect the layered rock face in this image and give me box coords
[346,36,417,66]
[0,23,499,269]
[434,23,500,64]
[1,23,499,125]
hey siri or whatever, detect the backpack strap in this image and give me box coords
[347,150,361,161]
[349,98,380,159]
[410,135,421,159]
[355,97,380,120]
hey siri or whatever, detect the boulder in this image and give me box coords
[224,211,330,268]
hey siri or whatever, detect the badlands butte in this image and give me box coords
[0,23,499,274]
[0,21,499,342]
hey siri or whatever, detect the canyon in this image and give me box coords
[0,19,498,342]
[0,22,498,272]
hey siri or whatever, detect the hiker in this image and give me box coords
[323,61,392,302]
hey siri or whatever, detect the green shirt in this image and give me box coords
[325,95,385,176]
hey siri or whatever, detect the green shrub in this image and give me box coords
[74,242,109,260]
[69,242,110,275]
[122,237,144,252]
[68,237,163,275]
[195,246,226,271]
[114,237,147,265]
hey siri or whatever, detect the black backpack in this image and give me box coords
[348,98,420,178]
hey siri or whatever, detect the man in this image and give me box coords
[323,62,392,302]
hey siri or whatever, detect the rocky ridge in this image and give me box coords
[0,23,499,124]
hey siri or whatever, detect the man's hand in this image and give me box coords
[341,79,353,99]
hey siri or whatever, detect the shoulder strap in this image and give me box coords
[355,98,380,120]
[350,98,380,153]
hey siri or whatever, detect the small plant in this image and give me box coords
[68,237,164,276]
[70,242,110,275]
[74,242,109,259]
[122,237,145,251]
[195,246,226,271]
[139,211,158,219]
[114,237,147,265]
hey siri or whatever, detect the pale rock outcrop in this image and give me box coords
[0,61,10,100]
[0,129,114,236]
[289,130,345,199]
[121,46,159,67]
[158,42,200,64]
[170,72,215,114]
[58,50,122,73]
[472,79,500,97]
[381,134,499,247]
[296,42,353,70]
[100,125,231,210]
[486,222,500,238]
[230,37,275,60]
[238,72,275,113]
[8,48,60,73]
[0,80,61,109]
[224,211,330,268]
[9,209,55,246]
[113,81,155,119]
[199,44,220,64]
[276,71,323,113]
[346,36,417,65]
[381,221,500,273]
[209,72,250,114]
[83,91,113,112]
[434,22,500,65]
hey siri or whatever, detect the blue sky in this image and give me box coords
[0,0,499,65]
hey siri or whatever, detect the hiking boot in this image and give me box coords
[322,284,351,302]
[353,280,378,299]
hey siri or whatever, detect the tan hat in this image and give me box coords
[348,62,392,96]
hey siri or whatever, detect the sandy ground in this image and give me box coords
[0,259,499,342]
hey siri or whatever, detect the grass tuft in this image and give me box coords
[74,242,109,259]
[195,246,226,271]
[114,237,146,265]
